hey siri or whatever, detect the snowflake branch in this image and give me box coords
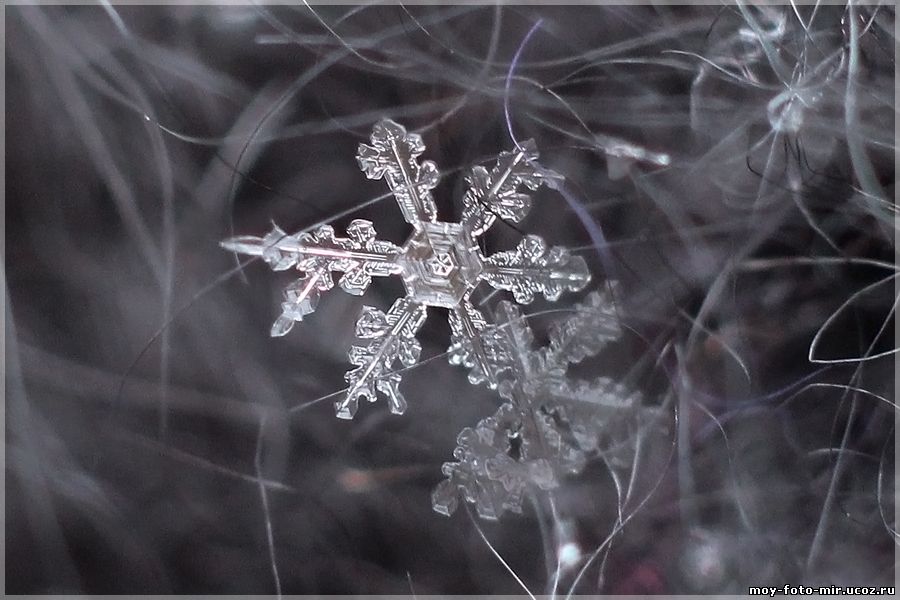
[483,235,590,303]
[357,119,438,226]
[269,267,330,337]
[338,298,427,419]
[462,139,561,236]
[544,286,622,365]
[448,300,501,388]
[222,221,403,335]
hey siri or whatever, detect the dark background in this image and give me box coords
[5,3,896,594]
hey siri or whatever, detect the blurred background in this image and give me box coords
[5,2,896,594]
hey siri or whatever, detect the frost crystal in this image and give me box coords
[432,289,660,520]
[222,119,589,419]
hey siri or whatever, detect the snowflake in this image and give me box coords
[432,289,663,520]
[222,119,590,419]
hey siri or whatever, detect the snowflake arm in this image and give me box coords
[432,402,576,520]
[431,405,529,520]
[447,300,501,388]
[221,220,401,336]
[461,139,560,236]
[338,297,427,419]
[357,119,438,227]
[448,293,618,399]
[543,285,622,366]
[537,376,649,469]
[483,300,545,400]
[482,235,591,304]
[432,445,508,520]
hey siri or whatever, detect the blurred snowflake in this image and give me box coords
[432,289,661,520]
[222,119,590,419]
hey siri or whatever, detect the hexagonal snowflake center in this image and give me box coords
[399,222,483,308]
[425,252,455,277]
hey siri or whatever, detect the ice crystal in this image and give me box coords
[432,289,659,520]
[222,119,590,419]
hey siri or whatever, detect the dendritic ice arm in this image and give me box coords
[432,402,574,521]
[357,119,438,227]
[221,220,401,337]
[432,435,506,520]
[448,291,621,399]
[447,300,505,389]
[537,376,651,469]
[482,235,591,304]
[449,299,542,399]
[543,286,622,366]
[432,405,537,520]
[461,139,561,236]
[338,297,427,420]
